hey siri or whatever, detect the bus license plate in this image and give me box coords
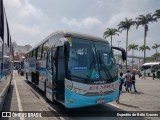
[96,99,105,103]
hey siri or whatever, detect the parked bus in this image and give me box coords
[141,62,160,76]
[25,31,126,108]
[0,0,13,110]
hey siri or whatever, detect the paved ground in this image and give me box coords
[1,71,160,120]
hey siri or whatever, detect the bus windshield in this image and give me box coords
[67,37,117,84]
[142,65,151,70]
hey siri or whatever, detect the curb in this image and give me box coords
[0,79,11,111]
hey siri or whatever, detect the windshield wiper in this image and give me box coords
[70,74,88,82]
[87,58,95,81]
[98,53,113,80]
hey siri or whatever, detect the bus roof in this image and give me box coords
[26,30,109,54]
[142,62,160,66]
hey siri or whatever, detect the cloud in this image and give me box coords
[4,0,22,8]
[61,17,102,29]
[11,24,40,36]
[3,0,160,57]
[18,0,43,18]
[4,0,44,22]
[105,11,141,28]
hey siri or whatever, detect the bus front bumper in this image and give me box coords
[65,88,119,108]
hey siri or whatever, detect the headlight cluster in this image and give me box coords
[71,87,87,95]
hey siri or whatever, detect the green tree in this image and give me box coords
[103,28,119,47]
[153,9,160,19]
[128,44,138,69]
[152,44,160,54]
[118,18,135,69]
[139,45,150,63]
[152,44,160,61]
[136,13,157,63]
[139,45,150,52]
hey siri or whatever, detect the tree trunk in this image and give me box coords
[144,26,147,63]
[111,35,112,47]
[126,30,128,69]
[132,49,134,70]
[156,48,158,61]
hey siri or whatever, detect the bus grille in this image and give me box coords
[84,90,115,96]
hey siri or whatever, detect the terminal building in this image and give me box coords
[12,41,32,61]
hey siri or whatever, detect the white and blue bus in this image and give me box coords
[25,31,126,108]
[141,62,160,76]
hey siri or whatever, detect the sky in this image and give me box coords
[3,0,160,57]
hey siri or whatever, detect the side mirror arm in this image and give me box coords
[112,46,126,61]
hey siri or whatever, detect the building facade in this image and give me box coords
[12,41,32,61]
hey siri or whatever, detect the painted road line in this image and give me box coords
[108,103,120,108]
[14,79,25,120]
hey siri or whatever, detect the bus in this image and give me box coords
[0,0,13,111]
[13,57,25,75]
[25,31,126,108]
[141,62,160,76]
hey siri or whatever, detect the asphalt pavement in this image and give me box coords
[1,71,160,120]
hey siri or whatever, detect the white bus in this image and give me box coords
[141,62,160,76]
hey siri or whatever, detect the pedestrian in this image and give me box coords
[153,72,156,80]
[142,70,146,79]
[116,72,124,104]
[124,70,131,92]
[137,70,141,78]
[130,71,137,92]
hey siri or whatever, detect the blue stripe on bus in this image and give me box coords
[37,67,46,71]
[64,88,119,108]
[37,68,46,74]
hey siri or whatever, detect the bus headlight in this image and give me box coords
[71,87,87,95]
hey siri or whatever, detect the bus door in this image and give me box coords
[46,49,54,101]
[55,46,65,101]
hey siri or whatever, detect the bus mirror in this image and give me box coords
[112,46,126,61]
[64,41,70,57]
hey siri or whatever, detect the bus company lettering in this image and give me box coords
[89,84,115,90]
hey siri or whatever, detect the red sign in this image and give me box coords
[96,98,105,103]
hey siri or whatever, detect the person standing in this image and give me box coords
[153,72,156,80]
[125,70,131,92]
[142,70,146,79]
[130,71,137,92]
[116,72,124,104]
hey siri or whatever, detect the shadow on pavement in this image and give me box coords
[1,85,15,120]
[119,103,139,109]
[129,91,144,95]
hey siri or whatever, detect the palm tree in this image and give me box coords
[153,9,160,19]
[152,44,160,61]
[152,44,160,54]
[139,45,150,63]
[118,18,135,69]
[103,28,119,47]
[128,44,138,69]
[136,13,157,63]
[139,45,150,51]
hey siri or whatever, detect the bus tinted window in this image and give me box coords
[142,65,151,70]
[47,50,52,71]
[67,37,114,82]
[37,45,42,59]
[42,41,49,58]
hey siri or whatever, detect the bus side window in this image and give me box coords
[42,41,49,58]
[37,45,42,59]
[47,50,52,72]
